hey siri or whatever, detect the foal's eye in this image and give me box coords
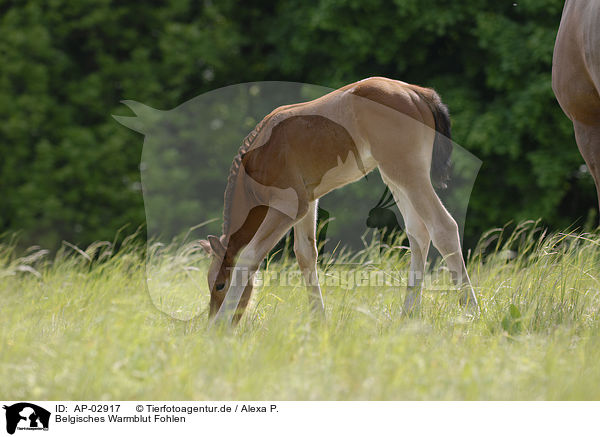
[215,283,226,291]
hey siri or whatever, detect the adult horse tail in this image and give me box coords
[413,88,453,189]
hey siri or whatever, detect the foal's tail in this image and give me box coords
[414,88,453,189]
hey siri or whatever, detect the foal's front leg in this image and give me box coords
[293,201,325,316]
[213,207,297,325]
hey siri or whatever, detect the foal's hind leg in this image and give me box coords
[407,181,477,310]
[294,201,325,315]
[381,176,430,314]
[382,170,478,311]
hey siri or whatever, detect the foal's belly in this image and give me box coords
[310,151,378,200]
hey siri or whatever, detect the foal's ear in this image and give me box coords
[207,235,226,258]
[199,235,226,257]
[199,239,213,255]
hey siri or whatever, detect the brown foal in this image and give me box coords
[200,77,478,325]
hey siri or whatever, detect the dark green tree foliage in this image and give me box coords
[0,0,591,249]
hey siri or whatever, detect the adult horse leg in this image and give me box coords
[293,200,325,316]
[381,168,478,311]
[381,175,430,315]
[213,206,302,325]
[574,121,600,212]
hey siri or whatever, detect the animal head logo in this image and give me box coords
[3,403,50,435]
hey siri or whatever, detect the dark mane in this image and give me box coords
[222,116,269,236]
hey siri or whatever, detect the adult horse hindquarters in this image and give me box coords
[200,77,478,325]
[553,1,600,210]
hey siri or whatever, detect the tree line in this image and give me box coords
[0,0,588,250]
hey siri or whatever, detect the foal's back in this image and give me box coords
[241,77,438,201]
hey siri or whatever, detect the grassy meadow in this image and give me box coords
[2,221,600,400]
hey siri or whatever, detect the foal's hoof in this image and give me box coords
[459,297,480,317]
[401,309,418,318]
[309,304,326,323]
[401,303,421,318]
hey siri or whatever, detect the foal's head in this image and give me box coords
[199,235,254,323]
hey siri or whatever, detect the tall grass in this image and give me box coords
[2,221,600,400]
